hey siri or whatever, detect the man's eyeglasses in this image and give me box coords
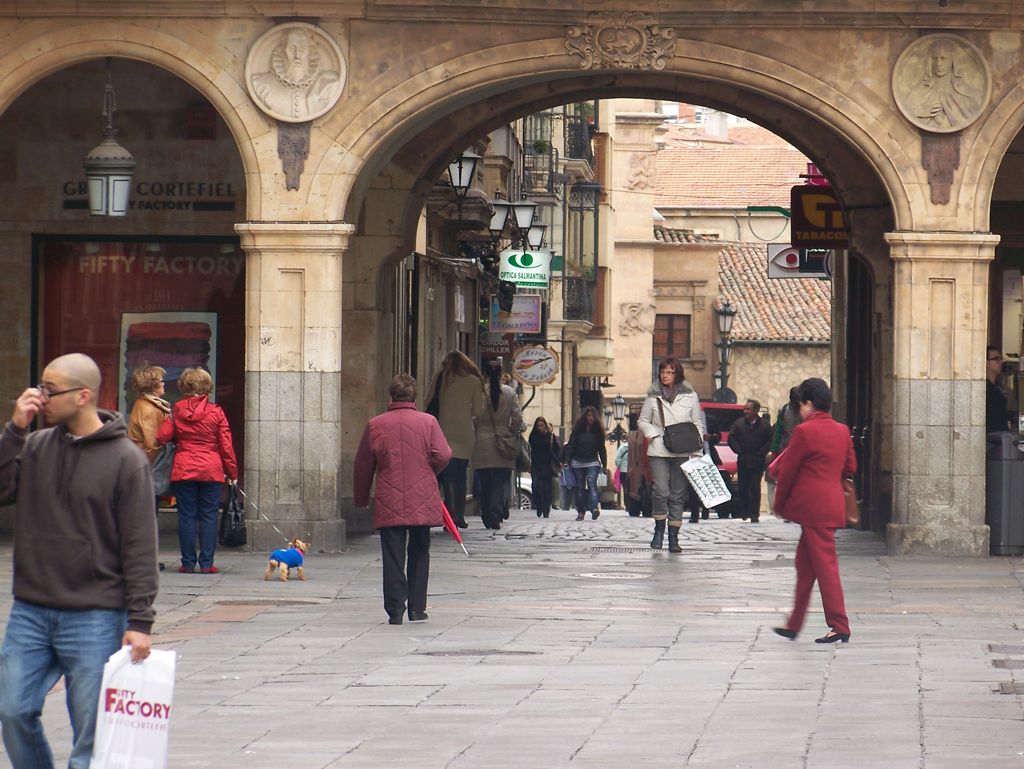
[36,384,84,399]
[988,356,1004,362]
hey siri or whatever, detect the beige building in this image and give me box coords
[0,5,1022,556]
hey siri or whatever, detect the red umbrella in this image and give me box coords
[441,501,469,555]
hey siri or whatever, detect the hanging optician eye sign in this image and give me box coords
[499,249,551,289]
[511,345,560,386]
[767,243,832,279]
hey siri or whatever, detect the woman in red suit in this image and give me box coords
[769,378,856,644]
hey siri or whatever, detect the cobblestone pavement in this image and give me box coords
[2,509,1024,768]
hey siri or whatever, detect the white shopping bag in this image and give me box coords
[596,471,609,488]
[91,646,176,769]
[680,455,732,509]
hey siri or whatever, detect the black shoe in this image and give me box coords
[688,516,699,524]
[667,527,682,553]
[158,562,166,571]
[409,611,429,622]
[815,631,850,644]
[650,519,666,550]
[591,510,599,520]
[537,510,543,517]
[388,616,403,625]
[773,627,797,640]
[701,511,709,519]
[576,512,585,521]
[456,517,468,529]
[542,512,549,518]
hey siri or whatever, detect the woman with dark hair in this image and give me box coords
[638,357,705,553]
[472,361,524,530]
[528,417,561,518]
[424,351,485,528]
[563,406,608,521]
[770,377,856,644]
[767,386,803,515]
[354,373,451,625]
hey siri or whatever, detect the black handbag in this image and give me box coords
[657,399,704,454]
[218,484,248,547]
[425,375,442,417]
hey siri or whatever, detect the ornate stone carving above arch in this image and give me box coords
[565,13,676,70]
[619,302,656,335]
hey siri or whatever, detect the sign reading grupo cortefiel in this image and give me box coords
[499,249,551,289]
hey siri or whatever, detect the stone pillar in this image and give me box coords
[884,231,999,556]
[235,222,355,551]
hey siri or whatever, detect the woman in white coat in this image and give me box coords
[638,357,706,553]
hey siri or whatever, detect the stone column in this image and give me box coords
[235,222,355,551]
[884,231,999,556]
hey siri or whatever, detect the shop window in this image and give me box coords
[35,236,245,467]
[652,314,691,375]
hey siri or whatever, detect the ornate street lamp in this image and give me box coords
[717,299,737,336]
[611,394,626,422]
[526,223,547,250]
[83,58,135,217]
[712,300,738,404]
[447,150,481,199]
[607,394,628,445]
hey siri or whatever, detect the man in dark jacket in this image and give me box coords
[0,353,158,769]
[728,399,773,523]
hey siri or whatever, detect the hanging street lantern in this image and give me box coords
[447,150,481,199]
[83,58,135,217]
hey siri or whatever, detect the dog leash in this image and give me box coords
[232,484,297,546]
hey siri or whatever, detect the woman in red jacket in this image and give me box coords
[770,378,856,644]
[353,374,452,625]
[157,367,238,574]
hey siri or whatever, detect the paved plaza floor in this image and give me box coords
[2,509,1024,768]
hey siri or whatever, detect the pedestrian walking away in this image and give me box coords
[728,399,773,523]
[471,361,524,530]
[625,413,653,517]
[127,364,172,571]
[157,367,238,575]
[528,417,561,518]
[424,350,485,528]
[638,357,706,553]
[563,406,608,521]
[353,373,452,625]
[770,377,856,644]
[766,387,802,516]
[0,353,159,769]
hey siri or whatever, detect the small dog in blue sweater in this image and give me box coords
[264,538,309,582]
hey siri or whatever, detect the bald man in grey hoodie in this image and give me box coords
[0,353,158,769]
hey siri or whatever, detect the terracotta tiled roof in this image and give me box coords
[653,225,719,245]
[656,143,808,209]
[719,241,832,343]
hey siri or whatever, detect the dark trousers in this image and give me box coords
[736,465,764,521]
[174,480,222,570]
[439,457,469,524]
[477,468,510,528]
[379,526,430,620]
[785,526,850,635]
[531,471,554,514]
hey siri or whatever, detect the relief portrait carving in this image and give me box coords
[619,303,656,336]
[246,23,346,123]
[892,34,990,134]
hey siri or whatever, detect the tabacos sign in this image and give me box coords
[499,249,551,289]
[790,185,848,249]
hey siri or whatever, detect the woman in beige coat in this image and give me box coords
[424,351,485,528]
[472,360,524,530]
[127,365,171,570]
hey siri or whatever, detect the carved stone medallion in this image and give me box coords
[892,34,990,134]
[245,22,346,123]
[566,13,676,71]
[619,302,656,336]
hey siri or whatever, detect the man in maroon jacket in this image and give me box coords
[0,353,158,769]
[354,374,452,625]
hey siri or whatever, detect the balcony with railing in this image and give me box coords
[563,275,596,322]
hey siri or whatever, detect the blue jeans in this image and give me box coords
[0,599,126,769]
[175,480,223,570]
[572,465,601,513]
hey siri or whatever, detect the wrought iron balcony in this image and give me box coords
[564,114,594,164]
[563,276,596,322]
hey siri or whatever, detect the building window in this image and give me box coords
[652,314,691,372]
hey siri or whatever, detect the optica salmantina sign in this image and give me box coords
[499,249,551,289]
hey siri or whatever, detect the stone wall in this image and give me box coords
[729,344,831,417]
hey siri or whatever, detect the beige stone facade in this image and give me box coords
[1,4,1023,553]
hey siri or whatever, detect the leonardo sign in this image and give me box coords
[499,249,551,289]
[511,345,559,386]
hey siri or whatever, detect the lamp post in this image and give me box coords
[83,58,135,217]
[606,394,628,445]
[712,300,738,404]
